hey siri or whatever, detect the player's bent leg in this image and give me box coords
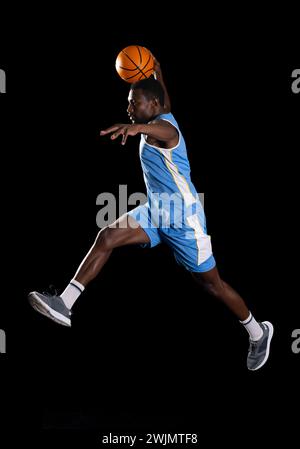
[191,266,274,370]
[191,266,249,321]
[28,215,149,326]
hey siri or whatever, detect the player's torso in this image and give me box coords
[139,113,199,207]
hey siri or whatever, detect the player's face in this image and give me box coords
[127,89,155,124]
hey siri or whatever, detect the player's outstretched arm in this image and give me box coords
[100,120,177,146]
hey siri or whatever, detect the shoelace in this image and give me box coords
[42,284,59,297]
[249,340,258,353]
[42,285,72,315]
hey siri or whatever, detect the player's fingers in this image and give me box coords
[111,128,125,140]
[121,129,128,145]
[100,124,122,135]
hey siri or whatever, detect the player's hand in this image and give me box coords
[151,54,162,80]
[100,124,141,145]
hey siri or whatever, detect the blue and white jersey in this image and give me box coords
[128,112,215,273]
[139,113,206,224]
[140,113,198,205]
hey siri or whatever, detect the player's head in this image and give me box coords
[127,78,165,124]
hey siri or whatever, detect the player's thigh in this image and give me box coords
[106,213,150,247]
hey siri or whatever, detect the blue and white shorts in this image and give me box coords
[127,200,216,273]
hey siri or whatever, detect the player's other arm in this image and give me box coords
[100,120,178,146]
[152,56,171,113]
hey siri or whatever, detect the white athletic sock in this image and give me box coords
[240,312,263,341]
[60,279,85,310]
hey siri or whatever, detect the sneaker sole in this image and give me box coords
[250,321,274,371]
[28,292,71,327]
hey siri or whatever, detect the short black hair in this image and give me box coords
[131,77,165,106]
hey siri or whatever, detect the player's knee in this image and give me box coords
[201,280,223,297]
[95,227,116,251]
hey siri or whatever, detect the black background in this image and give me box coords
[1,6,299,446]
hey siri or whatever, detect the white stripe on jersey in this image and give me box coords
[159,146,197,207]
[186,214,213,265]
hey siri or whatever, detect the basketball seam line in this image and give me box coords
[122,55,153,80]
[125,61,153,80]
[137,46,142,65]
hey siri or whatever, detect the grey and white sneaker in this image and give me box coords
[28,289,71,327]
[247,321,274,370]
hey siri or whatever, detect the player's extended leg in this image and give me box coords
[191,266,274,370]
[191,266,249,321]
[28,215,149,326]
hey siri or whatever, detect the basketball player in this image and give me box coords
[28,57,273,371]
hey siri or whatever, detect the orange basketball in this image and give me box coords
[115,45,154,83]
